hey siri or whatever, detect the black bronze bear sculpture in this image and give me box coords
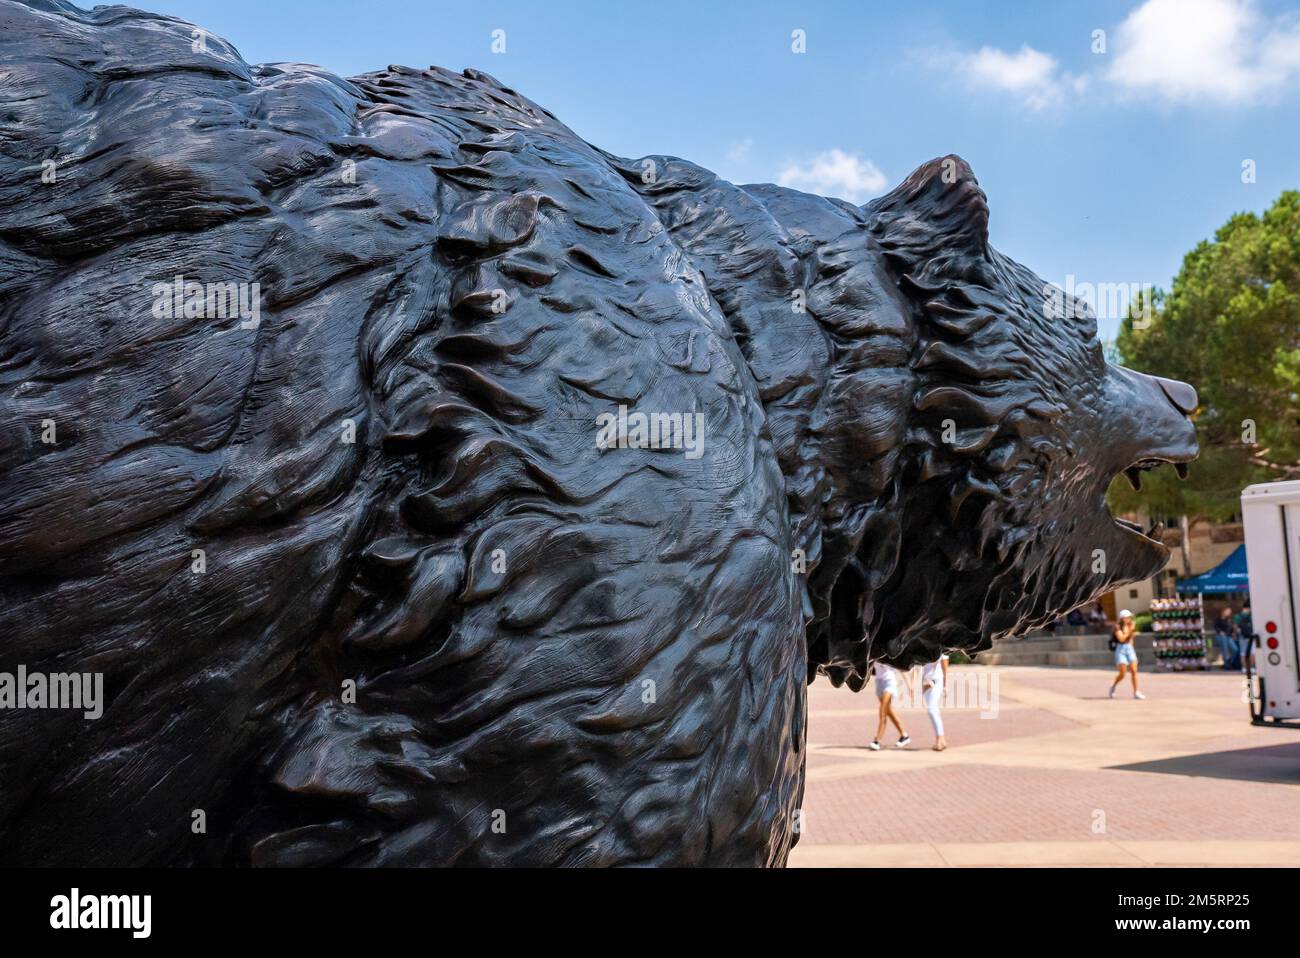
[0,0,1197,865]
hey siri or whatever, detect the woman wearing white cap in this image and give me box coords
[1108,609,1145,700]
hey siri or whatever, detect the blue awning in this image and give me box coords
[1176,544,1249,594]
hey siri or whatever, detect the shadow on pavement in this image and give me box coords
[1110,741,1300,785]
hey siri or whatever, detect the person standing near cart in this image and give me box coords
[1235,600,1256,674]
[1109,610,1145,700]
[1214,605,1239,670]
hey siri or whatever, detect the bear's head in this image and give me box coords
[760,157,1199,686]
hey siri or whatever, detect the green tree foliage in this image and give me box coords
[1112,191,1300,521]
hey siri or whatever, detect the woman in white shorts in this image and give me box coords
[870,662,910,750]
[921,654,949,751]
[1108,609,1146,700]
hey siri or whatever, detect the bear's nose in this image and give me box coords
[1154,376,1198,415]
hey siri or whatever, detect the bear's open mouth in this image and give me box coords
[1107,452,1195,544]
[1121,457,1190,493]
[1111,513,1166,542]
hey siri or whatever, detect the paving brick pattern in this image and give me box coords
[808,699,1082,749]
[794,665,1300,865]
[803,763,1300,844]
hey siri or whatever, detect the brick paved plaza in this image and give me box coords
[792,665,1300,866]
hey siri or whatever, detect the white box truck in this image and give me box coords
[1241,479,1300,727]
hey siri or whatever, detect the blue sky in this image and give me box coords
[143,0,1300,341]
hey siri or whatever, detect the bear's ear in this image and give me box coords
[865,155,990,260]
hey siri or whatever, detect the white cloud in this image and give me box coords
[1108,0,1300,102]
[723,137,754,165]
[953,44,1081,110]
[776,149,887,203]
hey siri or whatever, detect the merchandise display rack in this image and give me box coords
[1151,595,1207,670]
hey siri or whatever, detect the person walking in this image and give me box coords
[1109,609,1145,699]
[869,662,910,751]
[1214,606,1239,670]
[1235,600,1256,674]
[921,653,949,751]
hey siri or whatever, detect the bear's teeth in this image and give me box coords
[1174,462,1189,480]
[1124,466,1143,491]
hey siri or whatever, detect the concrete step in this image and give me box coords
[982,632,1113,655]
[1046,649,1157,667]
[987,637,1069,653]
[975,651,1052,666]
[976,633,1182,668]
[1056,633,1116,652]
[1024,625,1102,639]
